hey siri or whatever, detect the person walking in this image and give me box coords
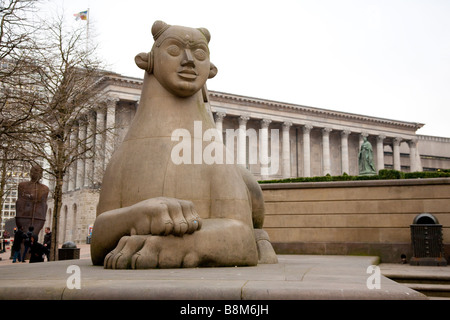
[43,227,52,261]
[12,226,26,263]
[21,226,36,263]
[1,230,9,253]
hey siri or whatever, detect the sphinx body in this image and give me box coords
[90,21,277,269]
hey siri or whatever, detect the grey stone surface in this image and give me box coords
[0,254,426,300]
[90,20,277,269]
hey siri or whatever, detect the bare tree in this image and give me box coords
[22,13,109,260]
[0,0,41,159]
[0,0,40,138]
[0,0,41,236]
[0,143,20,235]
[0,3,116,259]
[0,0,37,58]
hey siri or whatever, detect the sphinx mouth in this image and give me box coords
[178,68,198,80]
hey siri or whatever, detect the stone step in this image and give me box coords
[428,296,450,300]
[401,282,450,299]
[393,277,450,285]
[380,263,450,299]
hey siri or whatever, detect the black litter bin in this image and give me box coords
[410,213,447,266]
[58,241,80,261]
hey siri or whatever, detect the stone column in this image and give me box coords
[260,118,272,177]
[132,100,139,119]
[322,127,332,176]
[76,118,87,190]
[376,135,386,172]
[94,107,106,186]
[302,125,313,177]
[214,112,226,142]
[282,121,293,178]
[393,137,402,171]
[84,111,95,187]
[238,115,250,166]
[68,127,77,191]
[62,171,68,193]
[104,97,118,169]
[340,130,351,174]
[415,140,423,172]
[408,139,422,172]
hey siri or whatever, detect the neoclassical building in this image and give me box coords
[42,73,450,244]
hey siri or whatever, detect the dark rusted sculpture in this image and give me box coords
[15,164,49,236]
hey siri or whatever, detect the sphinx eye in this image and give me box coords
[167,45,181,56]
[193,48,207,61]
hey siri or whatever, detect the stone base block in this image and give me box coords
[409,257,447,266]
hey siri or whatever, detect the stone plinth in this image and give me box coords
[0,255,425,300]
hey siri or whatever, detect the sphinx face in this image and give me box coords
[153,26,211,98]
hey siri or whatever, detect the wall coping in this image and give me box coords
[260,177,450,190]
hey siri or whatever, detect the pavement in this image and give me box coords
[0,243,441,301]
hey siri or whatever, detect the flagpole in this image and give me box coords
[86,8,90,52]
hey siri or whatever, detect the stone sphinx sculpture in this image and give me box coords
[90,20,277,269]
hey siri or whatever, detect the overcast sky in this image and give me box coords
[41,0,450,138]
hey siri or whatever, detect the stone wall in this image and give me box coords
[417,135,450,170]
[261,178,450,263]
[45,189,99,245]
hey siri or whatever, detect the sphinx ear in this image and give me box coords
[197,27,211,43]
[208,62,218,79]
[152,20,170,40]
[135,52,153,73]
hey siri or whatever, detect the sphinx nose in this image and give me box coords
[181,49,195,66]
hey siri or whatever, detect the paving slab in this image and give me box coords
[0,254,426,300]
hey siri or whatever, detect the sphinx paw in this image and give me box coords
[104,235,147,269]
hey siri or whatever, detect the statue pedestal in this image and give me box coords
[0,254,426,300]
